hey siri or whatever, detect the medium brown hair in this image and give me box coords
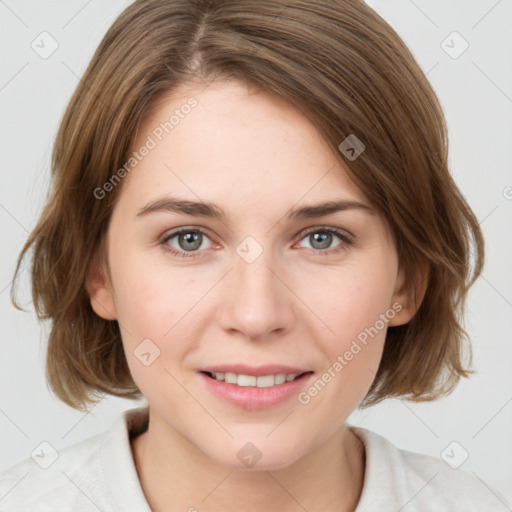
[12,0,484,411]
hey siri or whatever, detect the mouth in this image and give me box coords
[198,366,315,410]
[200,370,312,388]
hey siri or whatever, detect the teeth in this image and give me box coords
[209,372,301,387]
[274,373,287,385]
[238,374,257,387]
[225,372,237,384]
[257,375,275,388]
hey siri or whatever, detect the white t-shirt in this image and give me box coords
[0,406,509,511]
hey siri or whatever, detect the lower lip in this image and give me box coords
[199,372,314,410]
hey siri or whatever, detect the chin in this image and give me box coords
[203,437,307,472]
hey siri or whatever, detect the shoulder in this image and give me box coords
[350,426,510,512]
[0,429,106,511]
[0,406,151,512]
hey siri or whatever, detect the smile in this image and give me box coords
[199,367,314,410]
[203,371,305,387]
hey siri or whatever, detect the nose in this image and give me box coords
[216,244,296,342]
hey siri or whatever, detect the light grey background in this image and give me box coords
[1,0,511,506]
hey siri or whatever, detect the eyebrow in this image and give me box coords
[136,196,375,221]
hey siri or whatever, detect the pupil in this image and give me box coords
[180,232,201,251]
[311,232,331,249]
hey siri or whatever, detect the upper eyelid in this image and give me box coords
[300,225,353,238]
[162,226,215,243]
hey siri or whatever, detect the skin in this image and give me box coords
[87,80,423,512]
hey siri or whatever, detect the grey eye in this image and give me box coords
[308,232,333,250]
[297,230,344,251]
[166,230,213,252]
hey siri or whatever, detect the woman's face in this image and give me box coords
[89,80,413,470]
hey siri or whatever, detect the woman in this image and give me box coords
[2,0,507,510]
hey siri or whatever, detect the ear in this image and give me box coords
[388,258,429,327]
[85,252,117,321]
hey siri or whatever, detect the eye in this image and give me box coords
[161,227,214,258]
[160,226,354,259]
[296,227,353,255]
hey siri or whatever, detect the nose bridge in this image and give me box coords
[217,235,295,339]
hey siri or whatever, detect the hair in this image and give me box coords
[11,0,484,411]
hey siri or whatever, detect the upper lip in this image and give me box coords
[199,364,312,376]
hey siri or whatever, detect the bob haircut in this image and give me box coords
[12,0,484,412]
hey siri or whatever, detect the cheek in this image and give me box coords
[110,261,195,400]
[110,268,168,334]
[108,251,213,373]
[299,257,396,404]
[108,244,186,328]
[298,280,391,418]
[312,263,396,345]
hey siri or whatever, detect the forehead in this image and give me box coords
[122,80,368,215]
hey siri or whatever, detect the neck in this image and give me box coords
[131,412,365,512]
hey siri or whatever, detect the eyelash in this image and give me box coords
[160,226,354,259]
